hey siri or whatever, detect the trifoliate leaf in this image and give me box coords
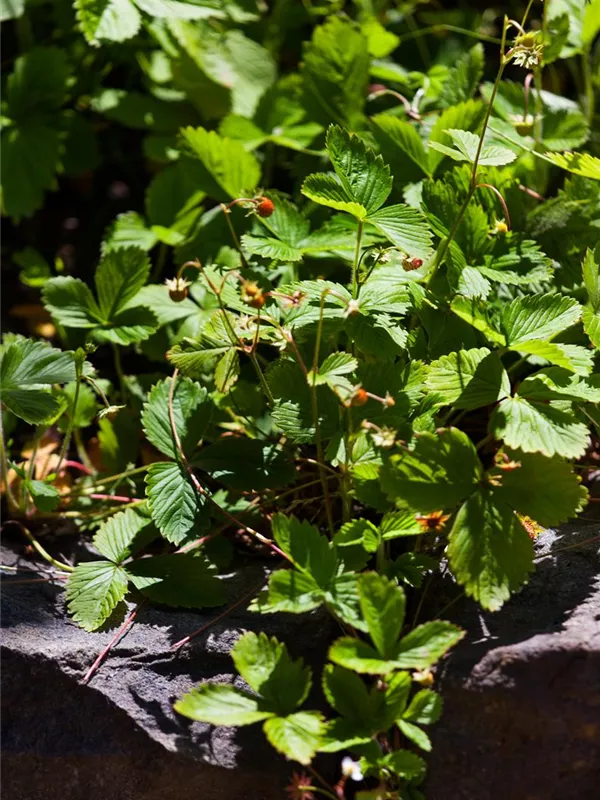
[263,712,325,765]
[93,507,157,564]
[66,561,129,631]
[175,684,273,726]
[490,395,590,459]
[440,43,485,106]
[429,129,516,167]
[95,247,151,319]
[380,428,482,512]
[426,348,511,410]
[272,513,337,590]
[145,461,205,545]
[142,376,211,459]
[428,99,485,174]
[447,491,534,611]
[127,553,224,607]
[492,450,588,527]
[309,352,358,390]
[232,631,312,715]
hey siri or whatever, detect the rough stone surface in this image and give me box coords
[1,538,334,800]
[2,523,600,800]
[426,524,600,800]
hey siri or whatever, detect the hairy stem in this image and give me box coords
[20,524,74,573]
[351,220,364,298]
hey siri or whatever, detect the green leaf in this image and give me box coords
[395,621,464,668]
[328,637,399,675]
[93,507,157,564]
[543,151,600,180]
[582,247,600,311]
[450,295,506,345]
[403,689,442,725]
[358,573,406,659]
[180,126,260,201]
[1,0,24,21]
[263,711,325,765]
[250,569,323,615]
[380,428,482,512]
[301,16,369,129]
[95,247,151,321]
[326,125,392,215]
[214,348,240,394]
[502,294,582,345]
[507,340,594,376]
[195,439,294,491]
[517,369,600,404]
[102,212,158,253]
[334,519,380,553]
[371,114,432,181]
[429,129,516,167]
[380,749,427,780]
[490,396,590,459]
[5,46,69,117]
[42,277,100,328]
[380,511,424,539]
[27,479,60,512]
[448,492,535,611]
[142,376,211,459]
[272,514,337,590]
[440,43,485,106]
[322,665,379,729]
[75,0,141,44]
[583,306,600,349]
[1,124,61,220]
[301,172,368,218]
[146,461,204,545]
[175,684,273,726]
[491,451,588,527]
[309,352,358,390]
[232,632,312,715]
[426,348,510,410]
[427,100,485,174]
[0,338,82,424]
[397,720,432,752]
[91,88,196,132]
[136,284,198,326]
[365,204,433,259]
[135,0,226,21]
[127,553,225,607]
[66,561,128,631]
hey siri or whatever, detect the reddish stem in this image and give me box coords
[476,183,512,229]
[61,460,93,475]
[81,602,144,685]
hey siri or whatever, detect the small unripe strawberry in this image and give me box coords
[241,280,266,309]
[256,197,275,218]
[402,256,423,272]
[351,388,369,407]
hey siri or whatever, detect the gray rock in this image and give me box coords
[426,524,600,800]
[1,537,334,800]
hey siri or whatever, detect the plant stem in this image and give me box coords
[0,408,18,509]
[351,220,364,298]
[20,525,74,573]
[112,343,127,401]
[55,368,83,477]
[426,186,474,286]
[220,204,249,268]
[82,602,145,684]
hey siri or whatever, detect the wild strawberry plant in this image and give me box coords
[2,1,600,797]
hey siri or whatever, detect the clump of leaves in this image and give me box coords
[2,0,600,796]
